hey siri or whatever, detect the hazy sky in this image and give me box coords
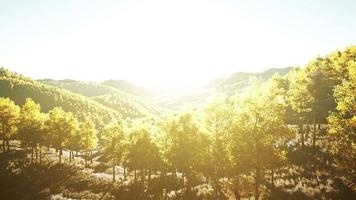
[1,0,355,87]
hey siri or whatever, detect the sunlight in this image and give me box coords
[1,0,344,87]
[0,0,355,199]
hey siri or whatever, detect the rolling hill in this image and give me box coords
[101,67,294,110]
[1,67,294,116]
[39,79,159,117]
[0,68,152,124]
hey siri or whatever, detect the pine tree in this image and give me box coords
[0,97,20,152]
[17,98,45,163]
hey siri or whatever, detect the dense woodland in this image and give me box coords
[0,46,355,199]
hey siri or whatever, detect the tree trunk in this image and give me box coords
[306,119,310,143]
[255,167,260,200]
[271,169,275,189]
[85,151,88,167]
[182,172,185,186]
[39,145,42,164]
[163,170,168,200]
[2,126,5,152]
[299,122,305,148]
[313,116,317,149]
[112,158,116,182]
[6,140,10,151]
[124,167,126,181]
[234,175,241,200]
[35,145,38,161]
[148,169,151,186]
[210,175,218,199]
[69,151,72,163]
[90,151,93,164]
[134,170,137,183]
[2,139,5,152]
[141,169,145,184]
[59,147,62,163]
[30,147,34,164]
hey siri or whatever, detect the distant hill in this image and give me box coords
[5,67,294,116]
[136,67,295,110]
[102,80,160,97]
[39,79,159,116]
[42,67,294,111]
[0,68,119,124]
[41,79,117,97]
[216,67,294,95]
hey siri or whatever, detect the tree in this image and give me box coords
[230,80,291,200]
[79,117,97,167]
[288,69,313,148]
[126,121,162,187]
[0,97,20,152]
[203,95,234,198]
[17,98,45,163]
[328,61,356,179]
[102,121,125,182]
[174,113,204,190]
[45,107,78,163]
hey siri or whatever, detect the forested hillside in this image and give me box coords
[0,46,355,200]
[0,68,120,124]
[137,67,294,110]
[102,79,160,97]
[217,67,294,95]
[40,79,159,117]
[0,69,157,128]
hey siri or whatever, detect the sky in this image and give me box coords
[0,0,355,88]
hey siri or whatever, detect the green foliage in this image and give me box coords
[17,98,46,147]
[79,117,98,151]
[126,121,162,172]
[102,121,126,164]
[41,79,157,118]
[45,107,79,163]
[0,97,20,151]
[0,68,120,125]
[0,46,355,199]
[328,59,356,177]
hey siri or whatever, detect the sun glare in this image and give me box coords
[2,0,349,88]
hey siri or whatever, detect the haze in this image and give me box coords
[1,0,355,87]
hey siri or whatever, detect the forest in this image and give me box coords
[0,46,355,200]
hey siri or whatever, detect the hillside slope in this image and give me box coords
[40,79,159,116]
[145,67,295,110]
[216,67,294,95]
[0,68,146,122]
